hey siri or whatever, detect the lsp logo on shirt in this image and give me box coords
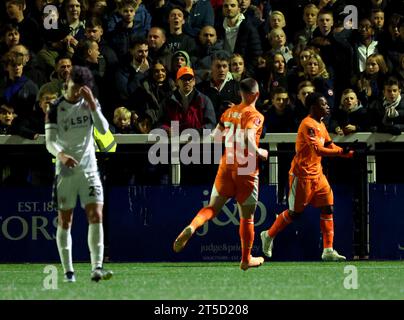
[70,116,89,126]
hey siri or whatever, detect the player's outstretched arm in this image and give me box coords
[246,128,268,160]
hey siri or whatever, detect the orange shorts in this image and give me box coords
[212,169,258,205]
[288,173,333,213]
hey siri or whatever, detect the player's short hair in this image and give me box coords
[240,78,259,94]
[305,92,324,108]
[70,65,94,89]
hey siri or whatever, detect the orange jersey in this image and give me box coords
[218,103,264,175]
[290,116,332,178]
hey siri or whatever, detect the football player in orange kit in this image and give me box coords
[173,78,268,271]
[260,92,354,261]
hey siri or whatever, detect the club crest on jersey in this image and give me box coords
[253,117,261,127]
[308,128,315,137]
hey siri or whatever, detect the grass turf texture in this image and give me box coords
[0,261,403,300]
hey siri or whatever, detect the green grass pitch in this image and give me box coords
[0,261,403,300]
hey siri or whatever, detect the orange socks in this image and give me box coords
[268,210,292,238]
[239,218,254,263]
[320,214,334,249]
[189,206,216,231]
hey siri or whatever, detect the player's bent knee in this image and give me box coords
[320,205,334,215]
[288,210,303,220]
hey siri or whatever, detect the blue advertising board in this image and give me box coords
[0,187,89,262]
[0,184,355,262]
[369,184,404,259]
[108,184,354,262]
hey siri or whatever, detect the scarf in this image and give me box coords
[383,95,401,120]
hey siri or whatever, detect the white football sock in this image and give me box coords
[56,226,74,273]
[88,223,104,270]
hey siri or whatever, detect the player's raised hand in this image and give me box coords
[257,148,269,161]
[80,86,97,111]
[58,152,79,168]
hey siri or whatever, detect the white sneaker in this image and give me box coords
[260,231,274,258]
[321,249,346,261]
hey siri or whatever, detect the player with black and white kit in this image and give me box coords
[45,66,113,282]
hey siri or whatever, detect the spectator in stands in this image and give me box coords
[294,80,315,125]
[330,88,369,135]
[302,53,335,112]
[108,0,145,60]
[170,50,191,80]
[37,16,73,79]
[230,53,250,82]
[8,44,48,87]
[30,84,58,134]
[378,13,402,68]
[39,55,72,97]
[130,60,176,132]
[370,8,385,41]
[166,6,197,56]
[162,66,216,133]
[60,0,86,41]
[85,17,119,77]
[0,52,38,122]
[0,100,17,134]
[147,27,173,71]
[260,9,286,45]
[0,24,21,56]
[268,10,286,31]
[354,53,388,107]
[4,0,43,53]
[0,95,39,140]
[193,25,224,82]
[260,53,289,101]
[310,9,352,99]
[111,106,136,133]
[288,46,319,95]
[87,0,108,17]
[261,86,297,134]
[218,0,263,74]
[267,28,293,64]
[106,0,151,39]
[145,0,172,32]
[72,39,107,107]
[182,0,215,38]
[84,17,119,120]
[350,18,379,76]
[239,0,263,29]
[196,52,241,121]
[294,4,319,53]
[369,76,404,135]
[114,37,150,104]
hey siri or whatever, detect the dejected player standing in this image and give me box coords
[173,78,268,270]
[45,66,113,282]
[260,92,354,261]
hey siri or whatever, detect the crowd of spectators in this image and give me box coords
[1,0,404,140]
